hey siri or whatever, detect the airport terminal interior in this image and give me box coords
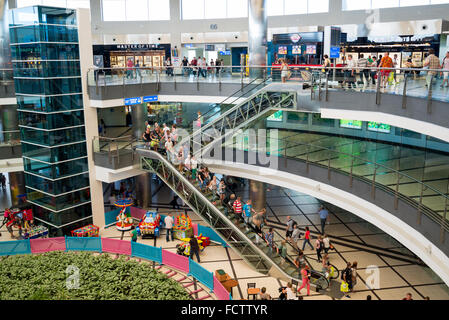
[1,0,449,301]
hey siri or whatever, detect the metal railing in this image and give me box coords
[224,132,449,240]
[0,130,21,146]
[92,135,139,166]
[87,64,449,106]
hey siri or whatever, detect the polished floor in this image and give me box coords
[226,129,449,218]
[100,181,449,300]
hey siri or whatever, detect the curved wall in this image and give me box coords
[203,152,449,287]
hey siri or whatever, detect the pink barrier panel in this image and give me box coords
[101,238,131,256]
[162,250,189,273]
[192,223,198,236]
[30,237,66,253]
[213,276,230,300]
[130,206,146,220]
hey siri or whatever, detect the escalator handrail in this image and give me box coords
[200,75,270,122]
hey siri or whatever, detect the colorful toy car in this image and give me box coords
[137,211,161,239]
[175,235,207,257]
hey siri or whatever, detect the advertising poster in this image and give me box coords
[367,122,391,133]
[306,45,316,55]
[278,46,287,55]
[292,45,301,54]
[340,119,362,129]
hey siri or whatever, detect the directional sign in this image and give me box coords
[124,97,142,106]
[330,46,340,59]
[143,95,158,102]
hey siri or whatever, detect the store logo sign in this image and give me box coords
[124,97,142,105]
[116,44,157,49]
[143,95,158,102]
[290,34,301,43]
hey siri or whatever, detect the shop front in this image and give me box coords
[338,35,440,69]
[93,43,171,71]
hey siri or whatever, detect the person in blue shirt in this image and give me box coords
[242,200,256,230]
[318,206,329,234]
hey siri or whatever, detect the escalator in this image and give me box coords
[136,82,334,292]
[138,150,332,291]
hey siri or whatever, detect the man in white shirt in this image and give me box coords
[190,155,198,180]
[393,54,400,84]
[197,57,206,78]
[165,137,174,162]
[164,212,174,242]
[286,282,297,300]
[345,54,357,89]
[357,53,369,86]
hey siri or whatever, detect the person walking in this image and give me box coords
[126,58,134,79]
[369,56,377,85]
[291,224,301,250]
[341,262,352,298]
[285,216,295,241]
[315,235,323,263]
[0,173,6,191]
[318,206,329,234]
[392,54,400,84]
[164,212,174,242]
[165,57,174,76]
[350,261,358,293]
[423,49,440,88]
[302,226,313,250]
[378,52,394,88]
[440,51,449,88]
[280,59,289,83]
[345,54,356,89]
[357,53,369,87]
[189,236,201,262]
[277,240,288,265]
[297,265,311,296]
[322,234,331,254]
[182,56,189,76]
[135,59,141,79]
[130,228,138,243]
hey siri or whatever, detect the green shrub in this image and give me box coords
[0,252,192,300]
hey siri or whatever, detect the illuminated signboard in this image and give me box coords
[267,110,283,122]
[367,122,391,133]
[292,45,301,54]
[340,119,362,129]
[278,46,287,55]
[306,45,316,55]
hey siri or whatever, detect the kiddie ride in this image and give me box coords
[176,234,211,257]
[114,198,133,231]
[2,207,48,239]
[136,211,161,239]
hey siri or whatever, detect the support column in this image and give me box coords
[131,103,147,140]
[248,0,267,78]
[135,173,151,208]
[249,117,266,211]
[8,171,25,207]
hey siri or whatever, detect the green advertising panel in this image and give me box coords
[367,122,391,133]
[267,110,283,122]
[339,119,362,129]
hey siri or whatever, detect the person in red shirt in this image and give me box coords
[297,265,311,296]
[232,196,242,217]
[301,226,313,250]
[126,58,134,79]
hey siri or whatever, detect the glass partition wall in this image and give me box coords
[9,5,92,235]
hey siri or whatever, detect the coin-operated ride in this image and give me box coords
[136,211,161,239]
[114,198,133,231]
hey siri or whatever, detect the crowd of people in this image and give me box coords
[180,56,225,78]
[322,48,449,90]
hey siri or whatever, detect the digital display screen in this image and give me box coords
[306,45,316,55]
[267,110,283,122]
[340,119,362,129]
[292,45,301,54]
[367,122,391,133]
[278,46,287,55]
